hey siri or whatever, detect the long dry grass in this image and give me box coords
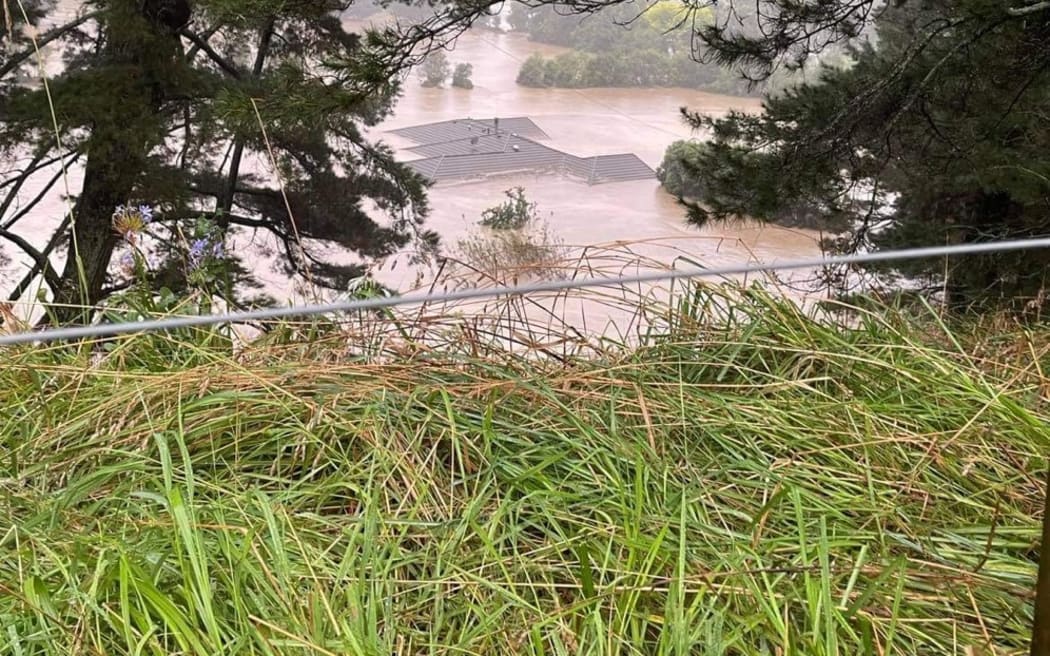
[1,284,1048,655]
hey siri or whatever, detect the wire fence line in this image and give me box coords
[2,236,1050,347]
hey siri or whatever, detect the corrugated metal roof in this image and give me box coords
[389,117,550,144]
[407,133,564,158]
[585,154,656,183]
[390,117,654,185]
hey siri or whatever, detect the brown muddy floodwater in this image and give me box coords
[3,9,822,336]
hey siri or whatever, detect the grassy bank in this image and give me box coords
[1,286,1048,654]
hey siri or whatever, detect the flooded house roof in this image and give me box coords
[387,117,654,185]
[389,117,550,144]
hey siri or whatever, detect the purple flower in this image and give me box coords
[187,236,225,272]
[119,250,137,275]
[188,238,209,263]
[138,205,154,223]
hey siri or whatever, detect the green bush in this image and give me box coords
[516,54,551,87]
[656,140,707,199]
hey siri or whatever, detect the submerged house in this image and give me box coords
[388,117,655,185]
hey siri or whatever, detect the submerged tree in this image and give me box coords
[419,50,450,87]
[1,0,438,323]
[451,62,474,88]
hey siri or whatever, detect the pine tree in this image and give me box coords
[1,0,437,323]
[661,0,1050,304]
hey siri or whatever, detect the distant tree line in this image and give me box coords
[516,50,724,89]
[509,2,791,95]
[342,0,439,22]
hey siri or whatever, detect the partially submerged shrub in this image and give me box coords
[456,223,566,281]
[479,187,535,231]
[456,189,566,281]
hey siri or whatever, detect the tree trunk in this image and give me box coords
[48,143,135,324]
[45,1,187,325]
[1030,461,1050,656]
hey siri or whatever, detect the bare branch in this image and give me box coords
[0,225,62,293]
[0,10,101,79]
[0,150,73,192]
[178,27,242,79]
[184,22,223,60]
[1,151,81,230]
[5,213,68,302]
[1007,1,1050,16]
[218,18,276,226]
[0,149,47,220]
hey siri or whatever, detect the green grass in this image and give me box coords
[1,285,1048,655]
